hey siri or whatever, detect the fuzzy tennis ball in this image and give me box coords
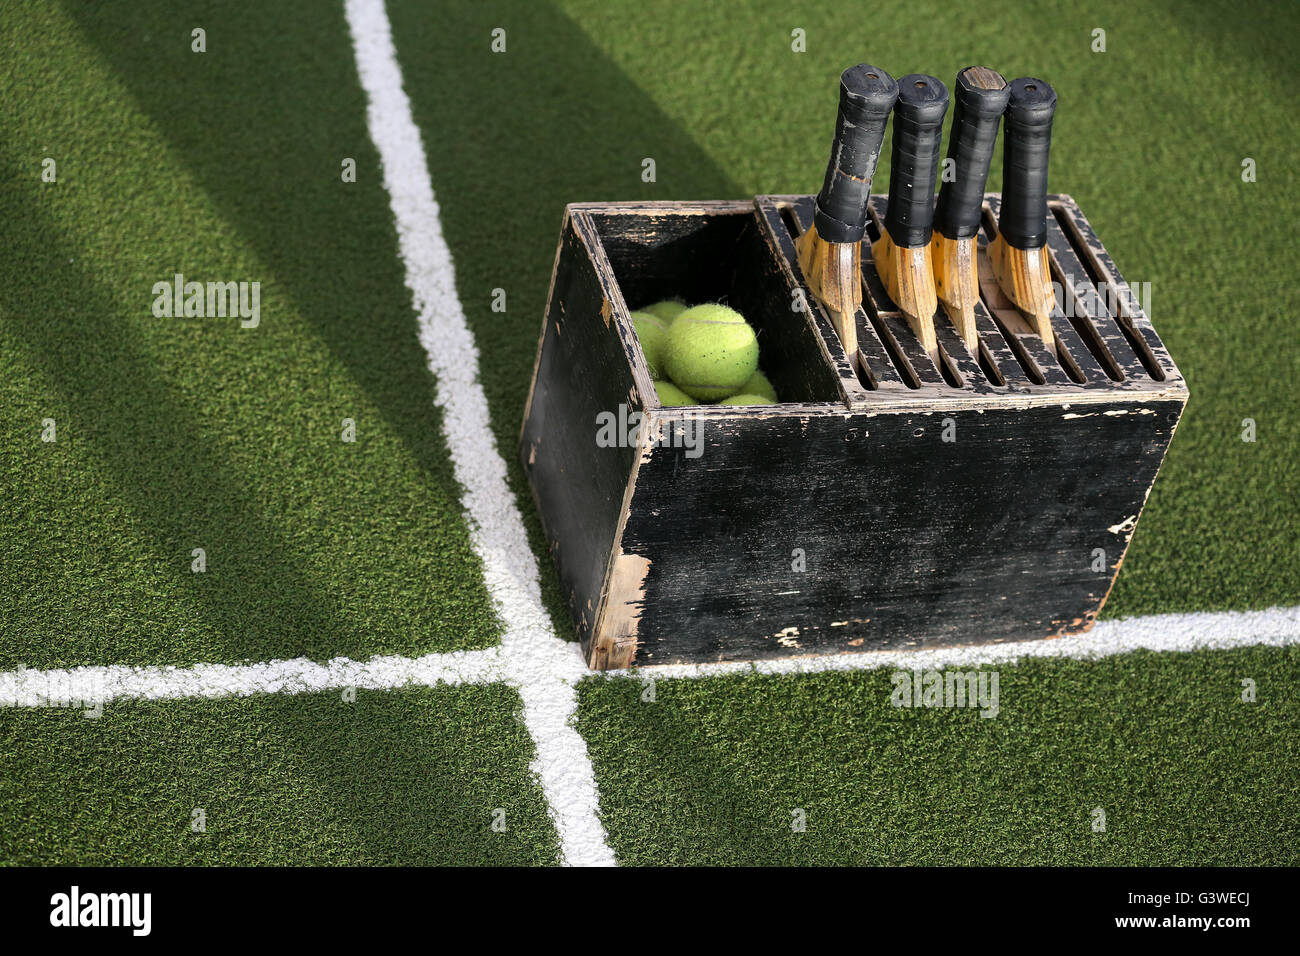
[653,380,698,406]
[630,310,668,378]
[664,304,759,401]
[644,299,688,324]
[741,369,778,403]
[720,393,770,406]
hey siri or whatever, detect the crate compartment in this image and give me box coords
[520,202,849,668]
[585,202,848,407]
[762,192,1181,397]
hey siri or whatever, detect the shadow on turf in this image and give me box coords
[384,0,744,632]
[2,0,757,860]
[58,0,747,647]
[0,166,555,858]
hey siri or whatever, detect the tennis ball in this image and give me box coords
[630,310,668,378]
[653,380,697,406]
[664,304,759,401]
[644,299,688,323]
[720,393,770,406]
[741,369,778,403]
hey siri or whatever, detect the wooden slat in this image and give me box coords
[1043,213,1150,382]
[973,301,1031,386]
[976,231,1076,388]
[860,200,949,389]
[854,310,915,390]
[1046,312,1110,385]
[981,197,1092,389]
[879,193,1037,389]
[933,318,998,393]
[861,263,948,387]
[1053,196,1181,384]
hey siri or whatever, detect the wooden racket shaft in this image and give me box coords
[872,73,949,366]
[988,76,1058,354]
[796,64,897,370]
[931,66,1009,354]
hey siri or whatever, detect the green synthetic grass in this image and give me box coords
[0,685,559,865]
[0,0,1297,867]
[389,0,1300,621]
[0,0,503,668]
[580,645,1300,865]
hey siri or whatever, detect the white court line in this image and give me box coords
[3,605,1295,711]
[343,0,612,867]
[604,605,1300,679]
[6,0,1291,869]
[0,647,502,708]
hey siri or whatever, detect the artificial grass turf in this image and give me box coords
[0,684,559,865]
[389,0,1300,626]
[578,645,1300,866]
[0,0,1296,870]
[0,1,504,667]
[2,0,1293,666]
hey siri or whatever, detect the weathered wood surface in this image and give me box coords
[520,211,640,656]
[1052,194,1180,383]
[520,195,1188,669]
[620,400,1182,664]
[765,192,1185,399]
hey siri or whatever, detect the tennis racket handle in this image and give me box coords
[998,77,1057,250]
[812,64,898,243]
[933,66,1009,240]
[884,73,949,248]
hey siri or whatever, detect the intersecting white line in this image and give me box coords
[5,0,1293,870]
[4,605,1296,710]
[343,0,612,867]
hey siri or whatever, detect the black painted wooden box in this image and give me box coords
[520,194,1187,669]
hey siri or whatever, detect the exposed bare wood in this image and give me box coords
[795,222,861,368]
[872,229,939,365]
[988,232,1056,354]
[964,66,1006,90]
[931,230,980,353]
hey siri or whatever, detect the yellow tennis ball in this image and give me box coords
[630,310,668,378]
[719,393,770,406]
[665,304,759,401]
[644,299,688,323]
[741,369,778,403]
[653,380,698,406]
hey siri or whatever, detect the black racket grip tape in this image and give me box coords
[812,64,898,243]
[999,77,1057,250]
[884,74,949,248]
[934,66,1009,240]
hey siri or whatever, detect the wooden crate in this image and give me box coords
[520,194,1187,670]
